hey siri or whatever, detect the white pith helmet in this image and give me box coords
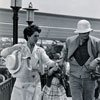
[74,19,93,33]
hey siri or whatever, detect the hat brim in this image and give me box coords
[5,50,21,74]
[74,28,93,33]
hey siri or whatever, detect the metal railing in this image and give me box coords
[0,78,13,100]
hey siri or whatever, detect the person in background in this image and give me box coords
[89,57,100,100]
[61,19,100,100]
[1,25,58,100]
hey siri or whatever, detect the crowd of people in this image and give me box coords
[0,19,100,100]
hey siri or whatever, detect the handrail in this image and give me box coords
[0,78,13,100]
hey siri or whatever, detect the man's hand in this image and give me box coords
[89,59,99,70]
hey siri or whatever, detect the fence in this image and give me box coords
[0,78,13,100]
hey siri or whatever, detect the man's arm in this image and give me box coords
[60,39,68,63]
[89,40,100,70]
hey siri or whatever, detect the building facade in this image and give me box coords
[0,8,100,41]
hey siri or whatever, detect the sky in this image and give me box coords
[0,0,100,19]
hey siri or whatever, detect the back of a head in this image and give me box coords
[23,25,41,41]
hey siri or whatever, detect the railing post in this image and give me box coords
[0,78,13,100]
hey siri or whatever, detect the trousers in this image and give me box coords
[69,75,95,100]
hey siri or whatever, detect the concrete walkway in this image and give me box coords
[67,97,72,100]
[67,97,100,100]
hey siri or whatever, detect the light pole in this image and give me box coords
[11,0,22,44]
[23,2,38,26]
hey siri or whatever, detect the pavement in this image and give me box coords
[67,97,72,100]
[67,97,100,100]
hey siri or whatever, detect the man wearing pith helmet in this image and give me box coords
[61,19,100,100]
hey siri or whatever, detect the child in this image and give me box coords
[42,53,68,100]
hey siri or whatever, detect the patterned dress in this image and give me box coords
[42,68,67,100]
